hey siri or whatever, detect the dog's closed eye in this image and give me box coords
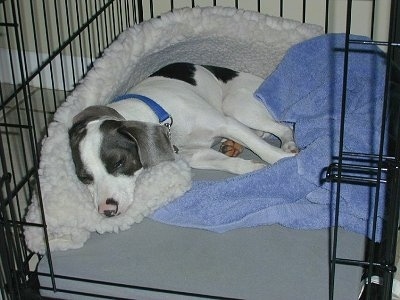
[110,157,136,174]
[113,158,125,171]
[102,149,142,176]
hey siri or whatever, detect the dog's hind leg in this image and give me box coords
[222,91,298,154]
[180,148,266,174]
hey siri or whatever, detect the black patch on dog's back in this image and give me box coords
[202,65,239,83]
[150,63,197,86]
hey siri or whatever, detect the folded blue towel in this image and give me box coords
[152,34,387,240]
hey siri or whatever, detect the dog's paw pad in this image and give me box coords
[282,141,299,154]
[220,140,244,157]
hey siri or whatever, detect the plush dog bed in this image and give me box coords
[25,6,328,253]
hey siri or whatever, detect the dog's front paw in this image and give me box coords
[282,141,299,154]
[220,140,244,157]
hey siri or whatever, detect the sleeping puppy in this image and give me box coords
[69,63,298,217]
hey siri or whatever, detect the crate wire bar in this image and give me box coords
[324,0,400,299]
[0,0,138,298]
[1,0,400,299]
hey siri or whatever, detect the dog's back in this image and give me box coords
[149,63,263,111]
[108,63,264,145]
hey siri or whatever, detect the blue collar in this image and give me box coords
[112,93,172,125]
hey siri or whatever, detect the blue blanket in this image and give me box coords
[152,34,387,240]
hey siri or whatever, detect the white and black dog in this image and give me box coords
[69,63,298,217]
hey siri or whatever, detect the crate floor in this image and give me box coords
[38,218,365,300]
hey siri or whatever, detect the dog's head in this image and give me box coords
[68,105,175,217]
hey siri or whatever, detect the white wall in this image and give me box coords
[141,0,391,40]
[0,0,392,90]
[0,0,135,90]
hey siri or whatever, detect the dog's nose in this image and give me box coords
[98,198,119,217]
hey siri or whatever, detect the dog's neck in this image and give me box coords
[112,94,172,124]
[112,93,178,153]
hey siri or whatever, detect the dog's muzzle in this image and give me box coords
[98,198,119,217]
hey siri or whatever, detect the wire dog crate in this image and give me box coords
[1,0,399,299]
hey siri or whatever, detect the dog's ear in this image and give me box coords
[72,105,124,125]
[69,106,124,143]
[117,121,175,168]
